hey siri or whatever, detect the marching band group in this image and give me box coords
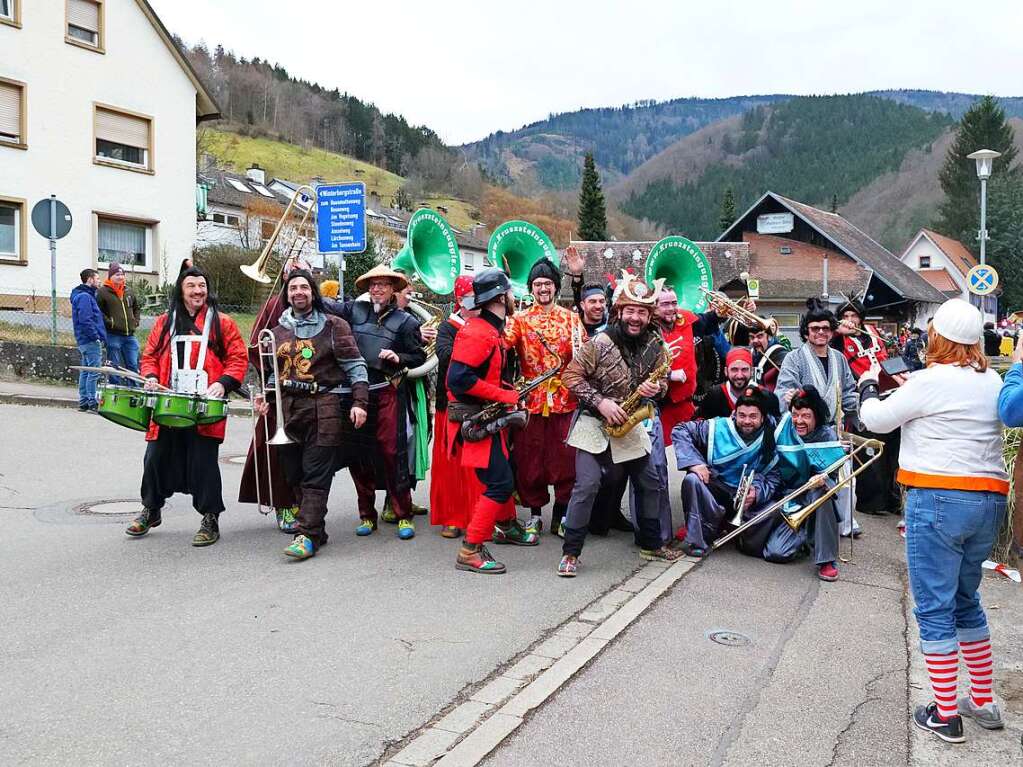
[107,218,1016,746]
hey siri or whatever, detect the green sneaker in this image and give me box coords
[284,534,315,560]
[397,519,416,540]
[380,508,399,524]
[523,516,543,535]
[493,520,539,546]
[356,519,377,536]
[276,506,298,533]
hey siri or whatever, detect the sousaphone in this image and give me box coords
[644,235,714,312]
[488,220,558,298]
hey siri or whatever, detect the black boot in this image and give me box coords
[125,507,161,537]
[192,512,220,547]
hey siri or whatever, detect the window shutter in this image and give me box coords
[0,82,20,139]
[68,0,99,32]
[96,108,149,150]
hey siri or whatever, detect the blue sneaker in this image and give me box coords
[397,519,415,540]
[284,534,315,560]
[356,519,377,536]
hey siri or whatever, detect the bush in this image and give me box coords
[191,244,267,310]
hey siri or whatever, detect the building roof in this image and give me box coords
[135,1,220,120]
[915,228,979,278]
[917,268,961,296]
[564,240,751,297]
[719,191,947,305]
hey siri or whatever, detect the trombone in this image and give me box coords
[698,286,779,335]
[250,328,295,515]
[240,184,317,292]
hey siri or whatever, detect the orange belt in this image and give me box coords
[897,469,1009,495]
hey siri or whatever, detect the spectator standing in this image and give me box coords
[983,322,1000,357]
[902,328,925,372]
[97,262,141,385]
[70,269,107,412]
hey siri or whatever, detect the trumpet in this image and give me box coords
[698,286,779,336]
[249,329,295,515]
[729,464,755,526]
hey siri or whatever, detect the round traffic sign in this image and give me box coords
[31,198,73,240]
[966,264,998,296]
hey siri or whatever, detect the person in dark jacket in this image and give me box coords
[71,269,107,411]
[983,323,1000,357]
[97,262,141,385]
[902,328,925,372]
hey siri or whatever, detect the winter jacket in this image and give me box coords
[97,284,140,335]
[70,284,107,346]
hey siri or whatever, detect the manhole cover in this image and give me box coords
[221,454,247,465]
[707,629,751,647]
[74,499,139,516]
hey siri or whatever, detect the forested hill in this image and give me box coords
[619,95,952,242]
[177,39,445,176]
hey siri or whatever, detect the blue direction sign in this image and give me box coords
[316,182,366,254]
[967,264,998,296]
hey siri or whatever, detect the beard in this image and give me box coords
[729,376,750,391]
[504,294,516,316]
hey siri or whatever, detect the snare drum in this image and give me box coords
[97,385,153,431]
[196,396,228,425]
[152,392,199,428]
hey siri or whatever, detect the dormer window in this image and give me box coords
[919,256,931,268]
[67,0,104,52]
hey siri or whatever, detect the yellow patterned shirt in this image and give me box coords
[505,303,585,415]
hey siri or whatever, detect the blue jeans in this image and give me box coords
[77,340,103,406]
[106,333,139,386]
[905,487,1006,654]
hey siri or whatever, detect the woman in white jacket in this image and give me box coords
[858,298,1007,745]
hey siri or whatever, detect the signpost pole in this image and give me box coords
[49,195,57,345]
[979,176,988,267]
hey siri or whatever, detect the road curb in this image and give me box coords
[381,557,696,767]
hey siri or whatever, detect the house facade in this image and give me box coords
[900,228,996,323]
[0,0,218,309]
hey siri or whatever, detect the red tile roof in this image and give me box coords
[916,267,960,296]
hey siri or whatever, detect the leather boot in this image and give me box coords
[456,541,506,574]
[192,512,220,547]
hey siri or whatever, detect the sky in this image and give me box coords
[150,0,1023,145]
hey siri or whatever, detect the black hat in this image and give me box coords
[836,298,865,321]
[733,385,775,462]
[789,385,829,431]
[799,297,837,340]
[527,257,562,292]
[472,268,512,307]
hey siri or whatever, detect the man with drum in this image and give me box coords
[323,264,426,539]
[255,270,369,560]
[124,266,248,546]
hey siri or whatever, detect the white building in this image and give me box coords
[0,0,218,309]
[899,228,997,324]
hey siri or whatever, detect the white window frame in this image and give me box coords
[1,0,21,28]
[66,0,104,53]
[96,214,156,273]
[93,103,154,174]
[0,195,26,264]
[0,77,27,149]
[919,255,931,268]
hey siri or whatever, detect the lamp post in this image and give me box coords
[966,149,1001,266]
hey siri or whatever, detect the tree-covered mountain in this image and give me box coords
[619,95,953,241]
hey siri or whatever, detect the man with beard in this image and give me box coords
[776,298,861,538]
[323,264,426,539]
[564,245,609,338]
[832,298,904,516]
[770,386,844,581]
[447,269,538,574]
[504,257,586,536]
[671,386,782,558]
[125,267,248,546]
[255,270,369,560]
[557,273,683,577]
[750,325,788,392]
[697,347,781,420]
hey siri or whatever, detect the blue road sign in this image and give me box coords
[967,264,998,296]
[316,182,366,254]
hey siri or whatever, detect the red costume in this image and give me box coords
[835,325,897,391]
[658,311,698,446]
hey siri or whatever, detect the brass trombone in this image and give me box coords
[240,184,317,290]
[698,286,779,335]
[250,328,295,515]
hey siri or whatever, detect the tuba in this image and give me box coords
[644,236,714,313]
[488,220,558,298]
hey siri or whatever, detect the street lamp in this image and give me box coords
[967,149,1001,265]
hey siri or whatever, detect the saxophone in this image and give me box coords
[605,341,675,438]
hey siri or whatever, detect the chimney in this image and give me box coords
[311,175,325,186]
[246,164,266,185]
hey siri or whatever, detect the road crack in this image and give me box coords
[826,666,902,767]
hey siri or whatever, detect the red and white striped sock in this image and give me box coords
[961,638,994,707]
[924,651,959,720]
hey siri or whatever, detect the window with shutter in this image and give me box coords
[67,0,102,49]
[0,80,24,146]
[95,106,152,170]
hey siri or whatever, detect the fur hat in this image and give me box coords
[527,257,562,292]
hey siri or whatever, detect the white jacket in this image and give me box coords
[860,364,1008,492]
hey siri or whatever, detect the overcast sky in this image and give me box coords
[151,0,1023,145]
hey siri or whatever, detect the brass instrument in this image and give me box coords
[698,286,779,336]
[729,464,755,526]
[712,437,884,550]
[605,339,680,439]
[403,297,444,379]
[240,184,316,294]
[250,328,295,515]
[460,364,561,441]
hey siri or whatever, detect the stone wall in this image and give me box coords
[0,340,79,382]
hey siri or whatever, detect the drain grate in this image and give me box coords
[707,629,751,647]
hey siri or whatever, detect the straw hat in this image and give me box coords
[354,263,409,293]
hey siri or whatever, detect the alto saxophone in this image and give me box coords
[605,342,674,438]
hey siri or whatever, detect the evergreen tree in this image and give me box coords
[830,193,839,213]
[577,152,608,240]
[338,231,380,299]
[986,176,1023,313]
[936,96,1019,246]
[718,188,737,232]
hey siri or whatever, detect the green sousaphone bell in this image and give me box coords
[644,235,714,313]
[488,220,558,298]
[391,209,461,295]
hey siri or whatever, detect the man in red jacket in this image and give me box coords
[124,267,248,546]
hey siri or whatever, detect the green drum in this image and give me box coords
[196,396,228,425]
[97,385,152,431]
[152,392,199,428]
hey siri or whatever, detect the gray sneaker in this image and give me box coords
[957,696,1004,730]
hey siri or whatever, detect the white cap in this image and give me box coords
[931,298,982,345]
